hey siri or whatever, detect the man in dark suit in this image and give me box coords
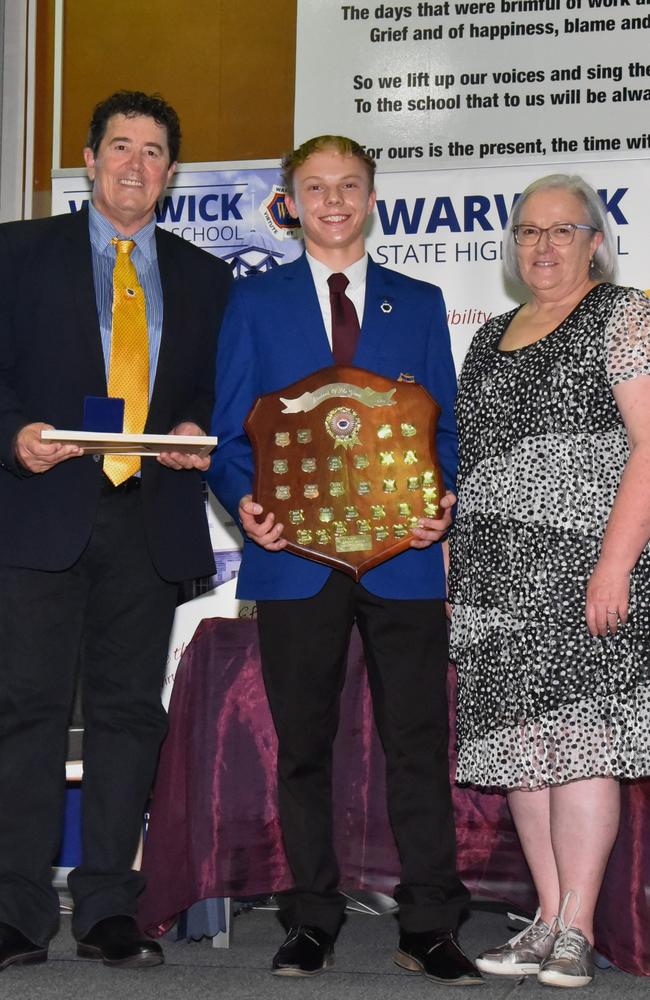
[0,91,231,971]
[208,136,481,984]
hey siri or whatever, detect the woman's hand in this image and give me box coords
[585,560,630,636]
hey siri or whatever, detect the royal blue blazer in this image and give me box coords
[208,253,458,600]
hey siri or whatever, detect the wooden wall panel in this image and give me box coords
[35,0,296,195]
[33,0,55,205]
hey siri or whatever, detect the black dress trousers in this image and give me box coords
[0,486,177,945]
[257,570,469,936]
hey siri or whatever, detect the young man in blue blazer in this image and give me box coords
[208,136,480,984]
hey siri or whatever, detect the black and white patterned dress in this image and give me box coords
[448,283,650,789]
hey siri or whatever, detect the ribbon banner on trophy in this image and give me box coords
[245,366,445,580]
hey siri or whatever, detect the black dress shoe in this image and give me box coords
[271,925,334,976]
[77,915,163,968]
[395,929,483,985]
[0,921,47,971]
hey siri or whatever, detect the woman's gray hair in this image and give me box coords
[502,174,618,285]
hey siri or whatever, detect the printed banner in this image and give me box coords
[295,0,650,171]
[52,163,302,271]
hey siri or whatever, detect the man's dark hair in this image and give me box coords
[86,91,181,163]
[281,135,376,195]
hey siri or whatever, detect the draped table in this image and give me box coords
[139,617,649,976]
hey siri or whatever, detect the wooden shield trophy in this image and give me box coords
[245,366,445,581]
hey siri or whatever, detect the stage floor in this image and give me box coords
[0,907,644,1000]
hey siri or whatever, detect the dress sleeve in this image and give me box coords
[605,286,650,387]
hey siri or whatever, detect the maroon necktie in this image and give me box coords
[328,272,360,366]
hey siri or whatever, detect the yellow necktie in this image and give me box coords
[103,238,149,486]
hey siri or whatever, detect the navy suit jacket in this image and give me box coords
[208,253,458,600]
[0,208,232,581]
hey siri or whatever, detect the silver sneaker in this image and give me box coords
[538,893,594,988]
[476,909,556,976]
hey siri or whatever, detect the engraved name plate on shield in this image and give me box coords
[244,366,445,580]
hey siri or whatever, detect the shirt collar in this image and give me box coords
[88,201,158,260]
[306,251,368,292]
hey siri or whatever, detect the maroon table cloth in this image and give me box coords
[140,617,649,976]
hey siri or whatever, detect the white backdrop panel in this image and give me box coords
[295,0,650,172]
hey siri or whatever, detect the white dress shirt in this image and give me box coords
[306,252,368,350]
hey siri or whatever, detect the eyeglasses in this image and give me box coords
[513,223,597,246]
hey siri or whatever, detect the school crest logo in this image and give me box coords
[259,185,301,240]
